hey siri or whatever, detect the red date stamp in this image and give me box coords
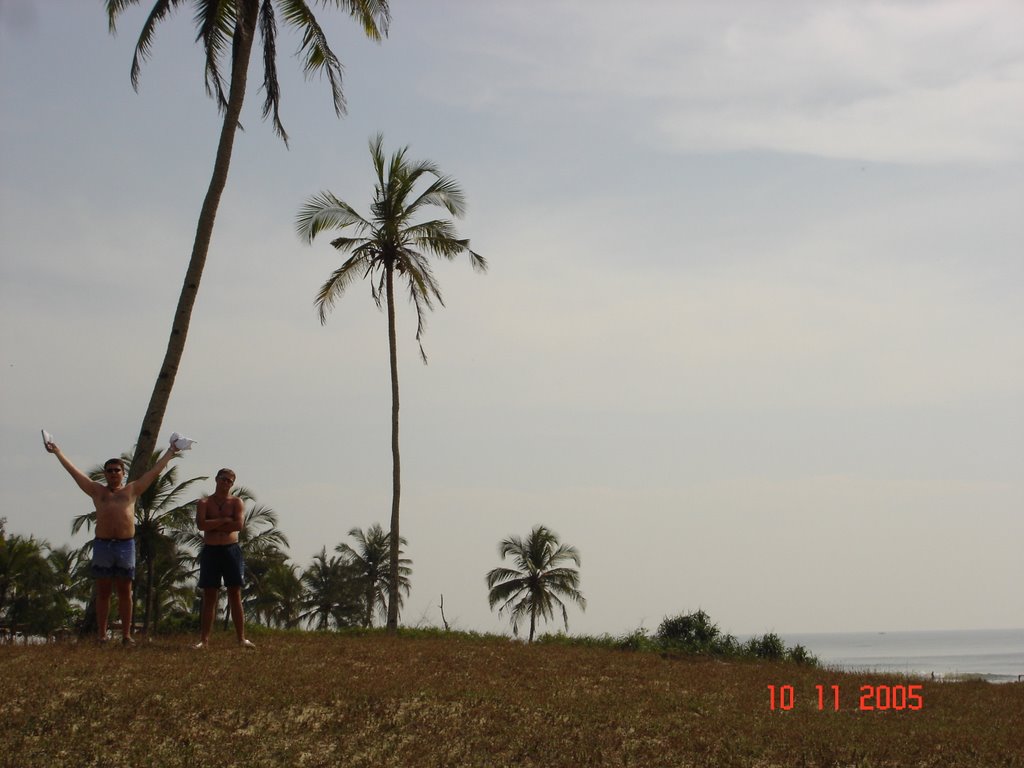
[767,684,924,712]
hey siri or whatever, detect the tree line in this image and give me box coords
[5,452,585,642]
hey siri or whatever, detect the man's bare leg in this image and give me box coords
[115,578,133,642]
[95,579,113,640]
[197,588,219,646]
[227,586,252,647]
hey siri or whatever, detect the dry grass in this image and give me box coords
[1,630,1021,767]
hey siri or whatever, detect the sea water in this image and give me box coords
[779,628,1024,683]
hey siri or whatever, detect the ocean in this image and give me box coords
[779,628,1024,683]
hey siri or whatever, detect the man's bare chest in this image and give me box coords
[98,488,133,508]
[206,498,233,520]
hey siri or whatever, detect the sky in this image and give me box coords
[1,0,1021,637]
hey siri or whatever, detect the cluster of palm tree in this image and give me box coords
[243,524,412,631]
[0,518,90,638]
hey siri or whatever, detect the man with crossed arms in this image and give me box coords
[194,468,254,649]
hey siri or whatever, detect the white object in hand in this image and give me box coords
[169,432,197,451]
[41,429,54,448]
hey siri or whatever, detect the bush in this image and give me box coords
[787,643,819,666]
[616,628,655,652]
[655,609,721,652]
[745,632,786,660]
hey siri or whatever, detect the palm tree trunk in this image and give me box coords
[385,262,401,634]
[529,608,536,643]
[127,1,260,482]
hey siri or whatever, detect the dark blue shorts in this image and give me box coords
[198,543,245,589]
[91,538,136,580]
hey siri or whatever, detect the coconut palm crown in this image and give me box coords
[485,525,586,643]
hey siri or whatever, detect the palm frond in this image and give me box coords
[328,0,390,40]
[106,0,143,34]
[71,512,96,536]
[547,543,583,567]
[405,173,466,219]
[315,255,370,324]
[259,0,288,144]
[295,191,371,242]
[278,0,345,116]
[123,0,180,90]
[193,0,234,111]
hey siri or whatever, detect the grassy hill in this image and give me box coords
[2,630,1021,767]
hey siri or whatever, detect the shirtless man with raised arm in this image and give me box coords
[194,469,254,649]
[45,437,180,644]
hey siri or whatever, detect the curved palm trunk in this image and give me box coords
[385,262,402,633]
[127,1,259,483]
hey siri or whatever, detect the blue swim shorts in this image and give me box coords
[91,538,136,580]
[198,543,245,589]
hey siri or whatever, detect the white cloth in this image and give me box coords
[169,432,197,451]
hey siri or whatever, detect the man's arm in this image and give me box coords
[225,497,245,533]
[129,445,179,495]
[45,442,103,498]
[196,497,243,532]
[196,497,211,531]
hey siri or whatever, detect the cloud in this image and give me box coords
[435,0,1024,164]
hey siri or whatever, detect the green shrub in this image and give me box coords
[616,628,655,652]
[745,632,786,660]
[655,609,721,652]
[787,643,819,666]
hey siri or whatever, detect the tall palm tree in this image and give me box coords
[485,525,586,643]
[106,1,390,483]
[335,523,411,628]
[297,134,486,631]
[75,450,205,635]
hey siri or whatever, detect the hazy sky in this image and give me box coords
[1,0,1021,637]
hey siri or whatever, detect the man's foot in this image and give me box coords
[192,641,208,650]
[239,639,256,649]
[96,636,110,646]
[121,636,135,647]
